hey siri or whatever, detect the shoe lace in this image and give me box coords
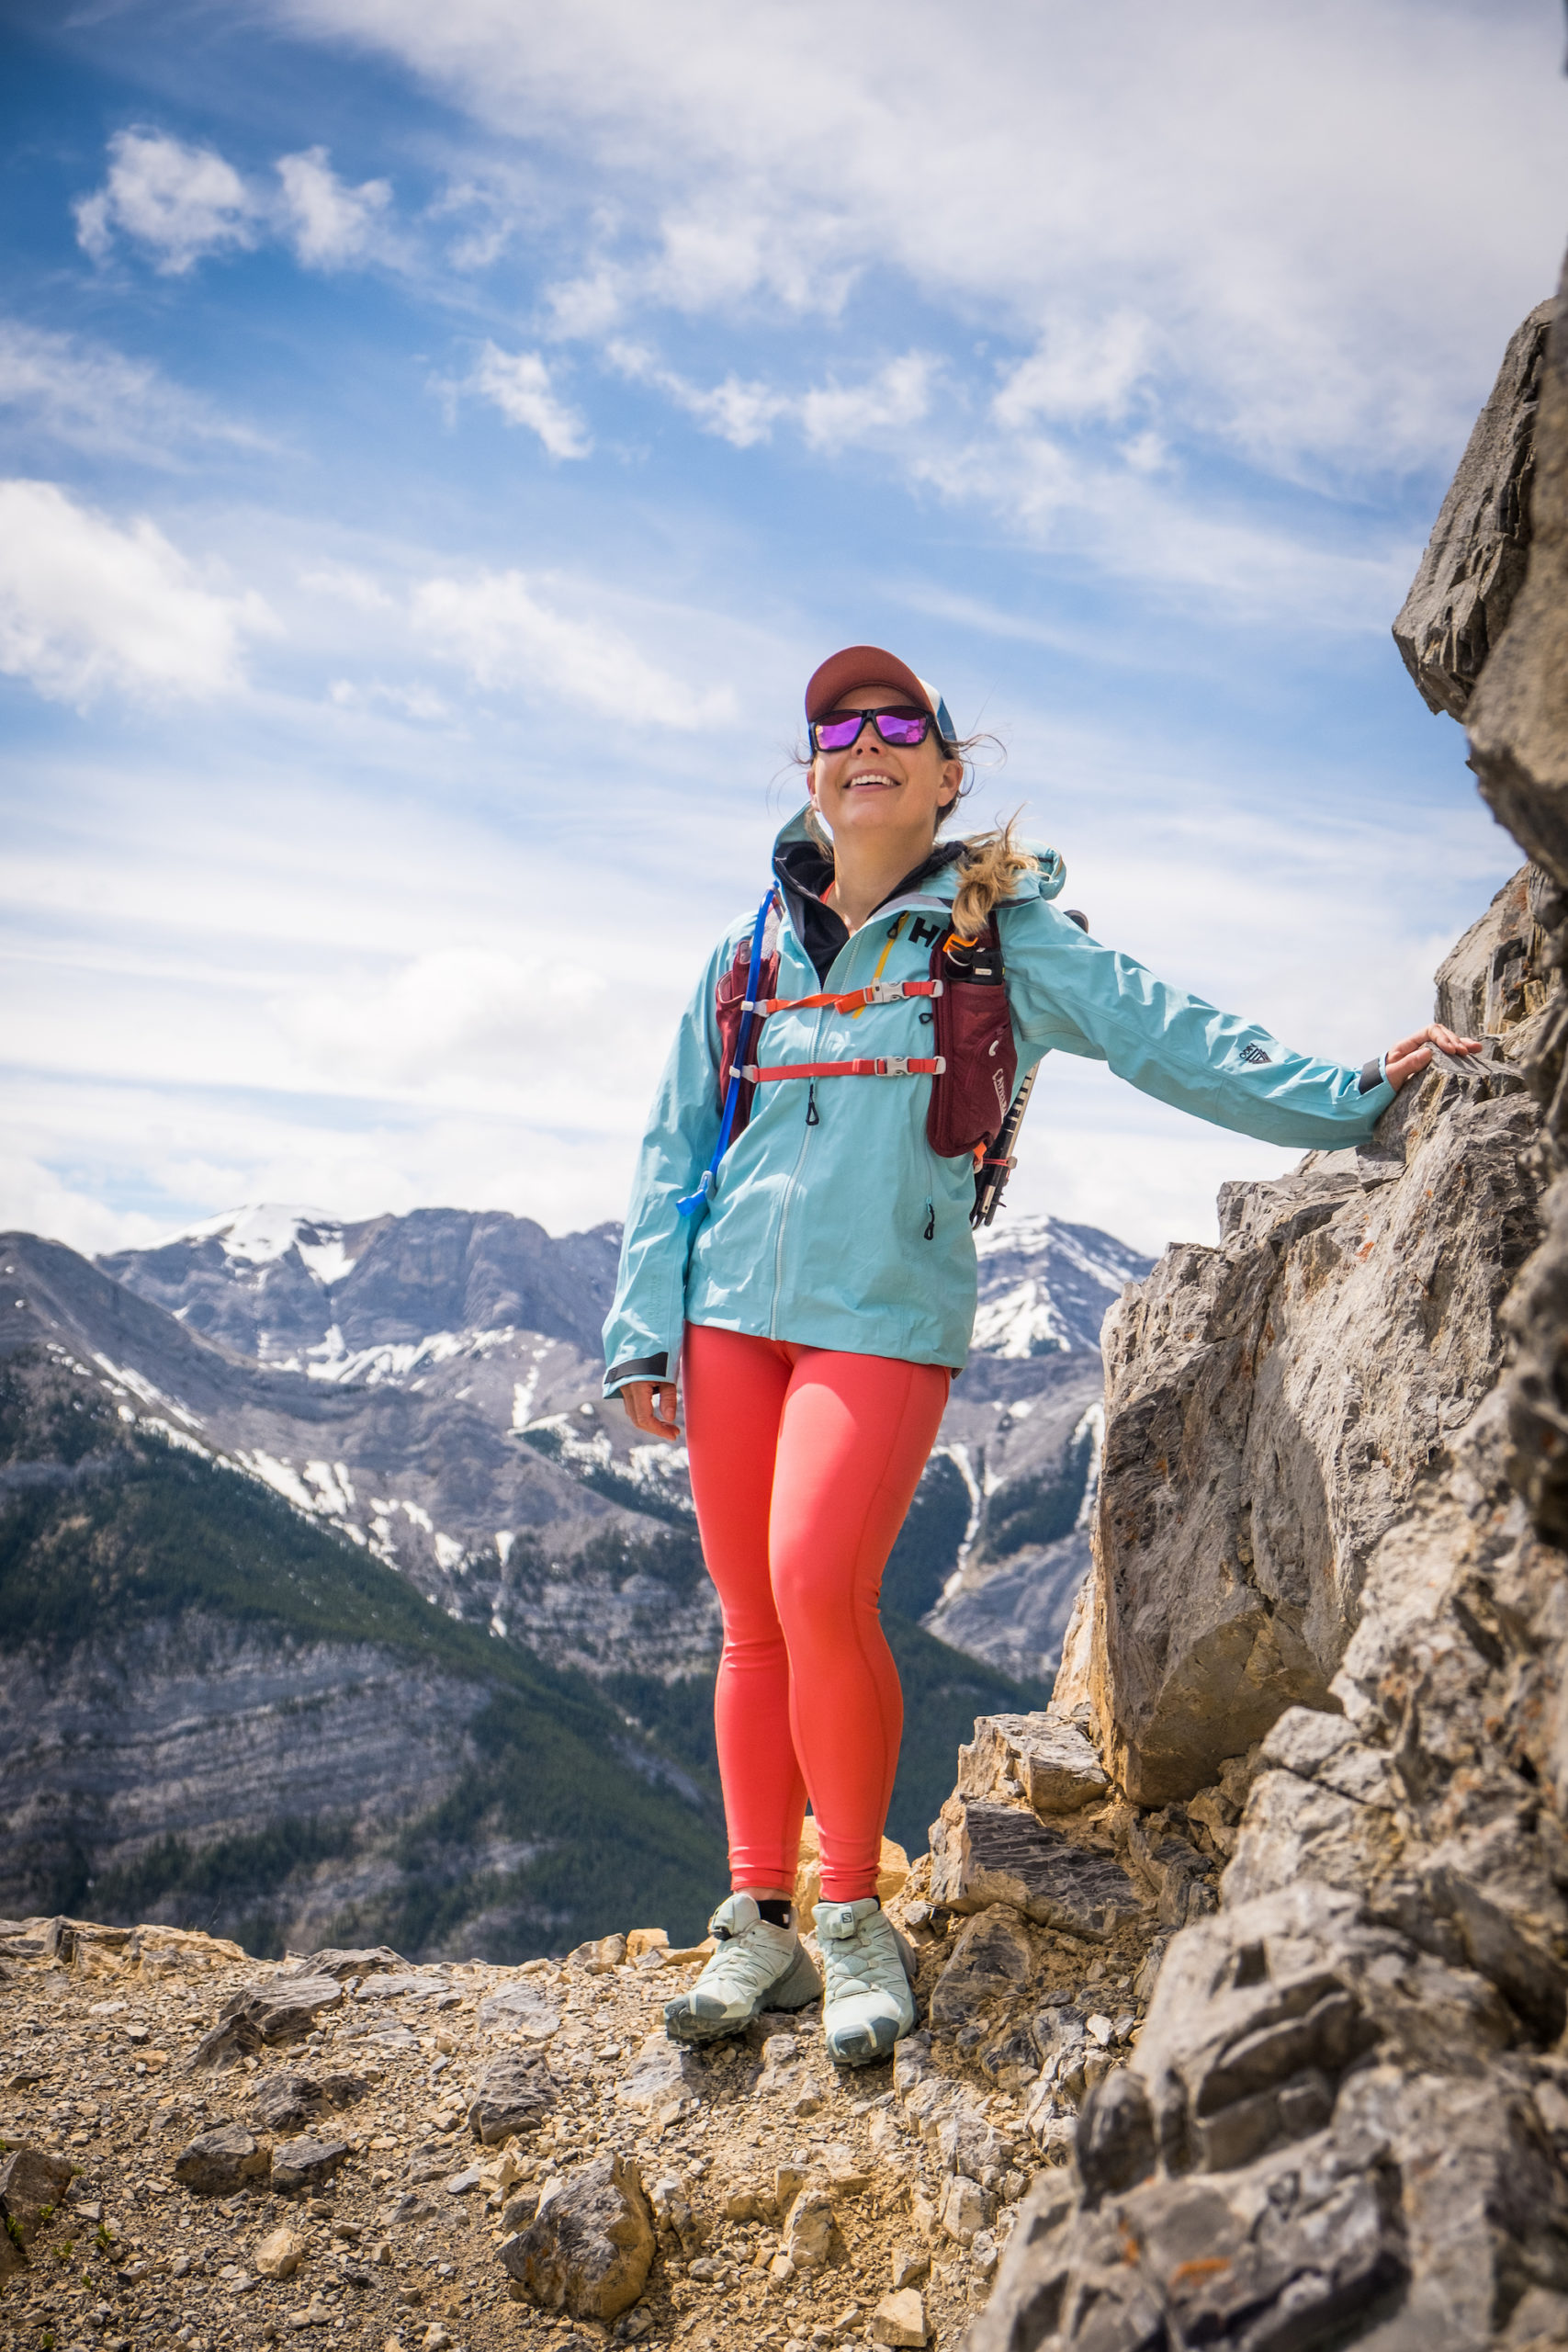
[694,1921,791,2000]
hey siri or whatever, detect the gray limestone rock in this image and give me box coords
[268,2134,351,2195]
[928,1798,1141,1939]
[0,2144,74,2244]
[500,2151,655,2321]
[190,1972,344,2065]
[479,1980,563,2039]
[955,1713,1108,1815]
[172,2120,270,2194]
[1086,1068,1540,1805]
[248,2070,367,2133]
[1393,300,1552,720]
[929,1905,1035,2032]
[467,2048,557,2144]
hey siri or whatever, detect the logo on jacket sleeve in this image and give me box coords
[1239,1043,1271,1065]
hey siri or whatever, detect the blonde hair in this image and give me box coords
[949,817,1037,943]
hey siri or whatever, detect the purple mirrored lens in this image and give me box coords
[814,707,931,751]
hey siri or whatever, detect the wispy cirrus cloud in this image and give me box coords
[411,566,738,727]
[0,319,269,465]
[466,343,592,458]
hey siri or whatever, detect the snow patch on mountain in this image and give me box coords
[157,1203,355,1276]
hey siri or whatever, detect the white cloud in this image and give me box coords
[276,0,1568,480]
[0,318,266,465]
[800,354,936,453]
[0,481,275,703]
[74,128,259,275]
[468,343,592,458]
[411,567,736,726]
[274,945,608,1087]
[993,313,1155,430]
[276,145,393,267]
[605,340,785,448]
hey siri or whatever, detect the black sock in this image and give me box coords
[756,1899,793,1929]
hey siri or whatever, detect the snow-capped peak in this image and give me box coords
[151,1203,358,1284]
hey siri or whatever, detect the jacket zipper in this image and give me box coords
[769,994,829,1338]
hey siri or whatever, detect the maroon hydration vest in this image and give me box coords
[714,899,1017,1162]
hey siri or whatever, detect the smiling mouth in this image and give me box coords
[843,769,898,789]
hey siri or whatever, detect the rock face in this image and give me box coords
[1393,299,1552,720]
[1089,1036,1540,1804]
[974,276,1568,2352]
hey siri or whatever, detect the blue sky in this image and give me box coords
[3,0,1566,1261]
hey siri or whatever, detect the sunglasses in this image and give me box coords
[809,706,945,754]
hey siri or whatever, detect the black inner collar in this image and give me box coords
[773,834,964,983]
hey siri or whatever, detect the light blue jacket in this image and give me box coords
[603,810,1394,1390]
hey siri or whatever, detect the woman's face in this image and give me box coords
[808,680,964,850]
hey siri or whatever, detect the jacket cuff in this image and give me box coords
[604,1351,670,1396]
[1357,1054,1389,1095]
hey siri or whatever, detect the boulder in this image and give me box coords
[928,1798,1141,1937]
[467,2050,556,2144]
[0,2145,73,2244]
[499,2151,655,2321]
[189,1973,344,2065]
[269,2135,351,2195]
[172,2122,270,2194]
[955,1712,1108,1815]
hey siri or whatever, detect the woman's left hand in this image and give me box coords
[1384,1022,1485,1090]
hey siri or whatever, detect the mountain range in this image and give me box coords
[0,1202,1148,1960]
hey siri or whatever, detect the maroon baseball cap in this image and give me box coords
[805,644,957,745]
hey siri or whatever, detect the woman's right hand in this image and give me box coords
[621,1380,681,1442]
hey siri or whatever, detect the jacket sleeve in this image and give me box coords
[602,934,730,1396]
[1000,897,1397,1148]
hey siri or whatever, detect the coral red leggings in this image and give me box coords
[681,1322,950,1904]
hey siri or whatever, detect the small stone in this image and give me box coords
[1085,2013,1114,2046]
[784,2187,835,2272]
[939,2175,990,2246]
[286,2298,333,2330]
[625,1929,669,1960]
[254,2224,305,2280]
[270,2136,350,2195]
[872,2287,929,2346]
[891,2244,930,2290]
[422,2329,453,2352]
[468,2051,556,2144]
[478,1984,562,2041]
[173,2122,270,2195]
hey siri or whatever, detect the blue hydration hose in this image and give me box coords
[677,886,774,1221]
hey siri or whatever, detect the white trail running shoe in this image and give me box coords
[815,1896,917,2067]
[663,1894,821,2045]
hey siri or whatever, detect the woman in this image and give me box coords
[603,642,1479,2068]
